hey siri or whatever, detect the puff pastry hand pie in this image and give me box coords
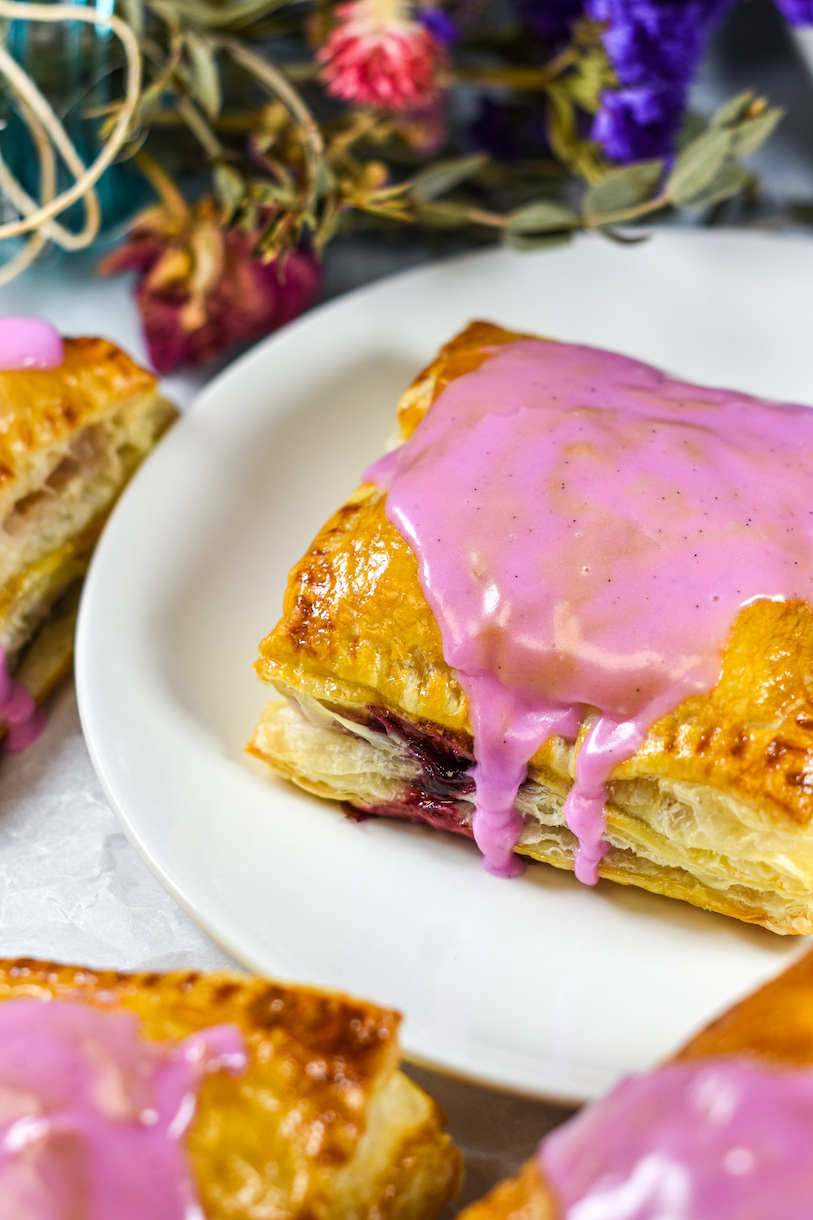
[250,321,813,934]
[0,956,460,1218]
[458,948,813,1220]
[0,331,175,740]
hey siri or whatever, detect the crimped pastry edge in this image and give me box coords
[0,957,462,1220]
[0,336,158,500]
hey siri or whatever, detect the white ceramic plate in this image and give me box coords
[77,230,813,1101]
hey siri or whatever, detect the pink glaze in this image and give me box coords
[366,339,813,879]
[539,1059,813,1219]
[0,316,63,370]
[0,997,247,1218]
[0,646,45,752]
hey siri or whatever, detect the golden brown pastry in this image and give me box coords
[457,949,813,1220]
[0,956,461,1219]
[249,322,813,934]
[0,336,176,711]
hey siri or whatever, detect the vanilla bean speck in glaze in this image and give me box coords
[366,339,813,881]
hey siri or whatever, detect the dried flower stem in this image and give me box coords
[0,0,789,290]
[136,30,183,124]
[133,149,189,216]
[448,56,577,91]
[174,94,224,158]
[220,37,325,193]
[583,192,669,228]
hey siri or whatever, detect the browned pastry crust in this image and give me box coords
[250,322,813,934]
[0,957,461,1220]
[675,946,813,1067]
[0,336,157,485]
[0,336,176,717]
[458,946,813,1220]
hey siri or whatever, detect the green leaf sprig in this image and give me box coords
[487,92,783,252]
[0,0,790,278]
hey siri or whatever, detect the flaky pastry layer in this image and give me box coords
[252,322,813,934]
[0,957,461,1220]
[0,337,176,706]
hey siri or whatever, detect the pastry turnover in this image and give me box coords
[250,321,813,935]
[457,948,813,1220]
[0,956,460,1219]
[0,337,175,708]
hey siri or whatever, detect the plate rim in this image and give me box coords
[76,228,813,1101]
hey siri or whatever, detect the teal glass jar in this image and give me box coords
[1,0,146,235]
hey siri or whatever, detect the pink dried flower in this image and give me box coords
[318,0,444,112]
[100,197,320,375]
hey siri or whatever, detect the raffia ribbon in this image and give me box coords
[0,0,141,285]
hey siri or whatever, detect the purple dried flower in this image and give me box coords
[506,0,801,165]
[419,8,460,43]
[590,0,704,83]
[591,83,686,161]
[587,0,737,160]
[774,0,813,21]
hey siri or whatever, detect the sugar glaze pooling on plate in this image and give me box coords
[538,1058,813,1218]
[367,338,813,880]
[0,998,246,1218]
[0,317,66,750]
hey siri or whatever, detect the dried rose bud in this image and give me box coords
[317,0,445,112]
[100,197,320,375]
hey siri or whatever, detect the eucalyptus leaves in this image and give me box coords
[0,0,789,369]
[401,91,782,252]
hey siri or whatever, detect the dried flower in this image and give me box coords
[100,197,320,374]
[587,0,737,160]
[0,0,793,295]
[774,0,813,21]
[591,82,687,161]
[419,8,459,44]
[318,0,445,111]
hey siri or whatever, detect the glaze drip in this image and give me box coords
[0,316,64,370]
[0,998,247,1218]
[539,1059,813,1219]
[367,338,813,879]
[0,647,46,752]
